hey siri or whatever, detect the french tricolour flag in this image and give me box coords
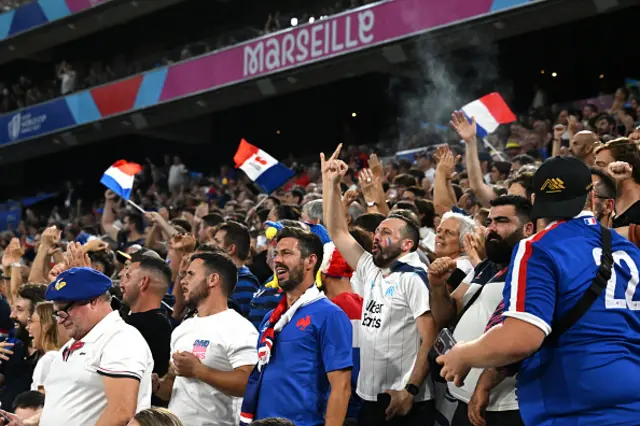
[461,93,516,138]
[234,139,294,193]
[100,160,142,200]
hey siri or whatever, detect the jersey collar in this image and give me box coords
[76,310,121,344]
[545,210,595,230]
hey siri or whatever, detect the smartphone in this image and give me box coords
[434,328,457,356]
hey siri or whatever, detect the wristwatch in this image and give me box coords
[10,262,22,269]
[404,383,419,396]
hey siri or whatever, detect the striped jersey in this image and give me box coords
[233,266,260,319]
[331,292,364,419]
[353,251,433,402]
[503,211,640,425]
[248,277,283,330]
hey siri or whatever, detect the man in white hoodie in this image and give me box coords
[322,145,439,426]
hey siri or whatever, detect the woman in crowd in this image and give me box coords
[26,301,69,393]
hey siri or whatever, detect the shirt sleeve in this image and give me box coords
[32,351,57,390]
[319,310,353,373]
[502,239,557,336]
[402,272,431,319]
[98,329,152,381]
[226,321,259,369]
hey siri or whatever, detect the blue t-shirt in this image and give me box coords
[255,298,353,426]
[502,213,640,425]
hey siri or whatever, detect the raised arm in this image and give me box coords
[433,146,457,216]
[101,190,120,241]
[451,112,495,207]
[321,145,365,270]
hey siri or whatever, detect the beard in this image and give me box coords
[277,262,305,292]
[15,322,31,345]
[594,201,608,224]
[485,229,524,265]
[372,241,403,268]
[185,279,210,310]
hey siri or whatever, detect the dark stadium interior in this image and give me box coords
[0,4,636,202]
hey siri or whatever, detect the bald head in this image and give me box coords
[571,130,599,164]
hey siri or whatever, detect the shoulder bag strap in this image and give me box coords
[546,225,613,344]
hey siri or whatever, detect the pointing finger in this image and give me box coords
[329,143,343,161]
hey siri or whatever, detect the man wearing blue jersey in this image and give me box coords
[436,156,640,425]
[211,221,260,318]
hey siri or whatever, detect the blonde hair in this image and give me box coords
[132,408,183,426]
[33,302,60,353]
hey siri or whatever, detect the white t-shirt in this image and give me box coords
[449,282,518,411]
[169,309,258,426]
[59,70,77,95]
[40,311,153,426]
[168,163,187,189]
[31,350,58,391]
[353,251,434,402]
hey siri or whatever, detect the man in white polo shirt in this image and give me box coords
[152,251,258,426]
[36,267,153,426]
[322,145,439,425]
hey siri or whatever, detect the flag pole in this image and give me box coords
[126,199,146,215]
[482,137,506,161]
[245,194,270,224]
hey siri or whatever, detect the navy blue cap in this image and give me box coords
[45,267,112,302]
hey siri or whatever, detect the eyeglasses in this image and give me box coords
[594,194,613,200]
[52,302,76,321]
[52,300,90,321]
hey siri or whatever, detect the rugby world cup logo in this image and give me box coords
[8,114,20,141]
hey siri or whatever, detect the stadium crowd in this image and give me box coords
[0,0,378,114]
[0,75,639,426]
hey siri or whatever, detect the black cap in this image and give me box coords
[530,156,593,220]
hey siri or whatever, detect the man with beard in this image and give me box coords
[155,252,258,426]
[590,168,616,227]
[429,195,534,426]
[322,145,438,426]
[436,157,640,425]
[120,254,173,408]
[241,226,352,426]
[1,284,45,413]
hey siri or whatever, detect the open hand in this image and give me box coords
[451,111,477,142]
[64,242,91,269]
[2,238,24,269]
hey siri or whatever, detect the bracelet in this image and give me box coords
[10,262,22,269]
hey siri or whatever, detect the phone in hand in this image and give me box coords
[434,328,457,356]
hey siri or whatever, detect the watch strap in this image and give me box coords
[404,383,419,396]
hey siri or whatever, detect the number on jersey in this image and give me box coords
[592,248,640,310]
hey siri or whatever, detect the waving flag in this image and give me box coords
[461,93,516,138]
[100,160,142,200]
[234,139,294,193]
